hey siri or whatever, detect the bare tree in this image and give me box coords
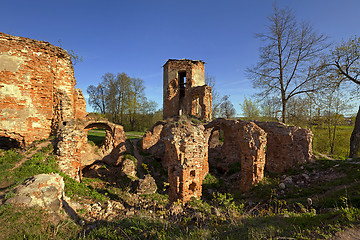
[260,96,281,121]
[205,73,221,118]
[328,36,360,157]
[322,89,352,154]
[219,95,236,119]
[246,5,329,123]
[87,83,107,114]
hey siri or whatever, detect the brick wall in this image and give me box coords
[0,32,86,147]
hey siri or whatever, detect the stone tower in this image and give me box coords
[163,59,212,121]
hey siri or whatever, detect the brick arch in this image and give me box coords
[205,118,267,191]
[81,120,126,150]
[84,122,112,132]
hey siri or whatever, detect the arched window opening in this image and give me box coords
[87,128,107,147]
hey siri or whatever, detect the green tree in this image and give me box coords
[128,78,146,130]
[87,72,159,131]
[246,5,329,123]
[240,97,260,120]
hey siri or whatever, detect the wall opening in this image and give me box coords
[190,170,196,177]
[189,182,196,192]
[179,71,186,115]
[87,128,106,147]
[0,137,20,150]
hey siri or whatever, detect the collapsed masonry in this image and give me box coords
[0,33,127,180]
[56,118,127,181]
[141,118,313,202]
[0,32,87,148]
[163,59,212,121]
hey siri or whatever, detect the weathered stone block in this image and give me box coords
[6,173,65,212]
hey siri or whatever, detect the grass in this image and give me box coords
[87,129,106,146]
[125,131,145,139]
[311,125,353,159]
[0,204,80,240]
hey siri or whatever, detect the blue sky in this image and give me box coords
[2,0,360,116]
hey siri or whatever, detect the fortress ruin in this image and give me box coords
[0,32,314,203]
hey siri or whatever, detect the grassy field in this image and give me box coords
[87,130,145,144]
[125,131,145,139]
[311,125,353,159]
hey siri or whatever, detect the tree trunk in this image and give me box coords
[350,106,360,158]
[281,100,286,123]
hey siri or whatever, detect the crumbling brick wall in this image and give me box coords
[140,121,166,161]
[56,119,127,180]
[255,121,313,173]
[163,59,212,121]
[206,119,267,191]
[162,121,209,202]
[0,32,86,147]
[75,89,87,120]
[141,118,312,202]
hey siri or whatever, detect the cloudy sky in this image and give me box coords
[2,0,360,115]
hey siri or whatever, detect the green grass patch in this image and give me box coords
[0,149,23,182]
[62,175,107,202]
[87,129,106,146]
[0,204,80,240]
[125,131,145,139]
[312,125,353,159]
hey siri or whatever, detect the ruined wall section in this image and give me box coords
[206,119,267,191]
[190,85,212,121]
[56,119,127,180]
[163,59,211,120]
[75,88,88,120]
[0,32,86,146]
[56,121,87,181]
[255,121,313,173]
[163,122,209,202]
